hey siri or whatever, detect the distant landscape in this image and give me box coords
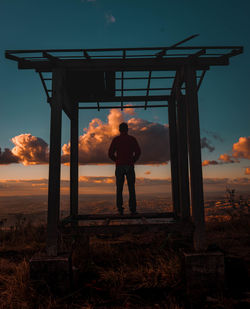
[1,188,249,228]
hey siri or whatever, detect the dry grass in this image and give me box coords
[0,211,249,308]
[0,258,57,309]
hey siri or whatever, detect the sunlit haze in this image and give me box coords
[0,0,250,203]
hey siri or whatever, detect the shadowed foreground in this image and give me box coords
[0,209,249,308]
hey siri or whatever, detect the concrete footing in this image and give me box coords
[29,253,72,294]
[184,251,224,302]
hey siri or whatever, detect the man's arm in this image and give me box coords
[133,138,141,163]
[108,138,116,162]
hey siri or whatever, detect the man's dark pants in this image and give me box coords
[115,165,136,214]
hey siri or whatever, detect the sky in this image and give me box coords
[0,0,250,197]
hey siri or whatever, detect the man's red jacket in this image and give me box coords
[108,132,141,166]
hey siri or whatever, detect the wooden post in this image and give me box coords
[70,103,79,222]
[168,96,180,217]
[185,64,205,251]
[177,95,190,219]
[47,69,63,256]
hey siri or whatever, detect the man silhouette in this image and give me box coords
[108,122,141,215]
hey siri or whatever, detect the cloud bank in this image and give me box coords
[11,134,49,166]
[62,108,170,165]
[232,137,250,160]
[1,177,250,197]
[3,111,247,169]
[203,136,250,168]
[202,160,218,166]
[0,148,19,165]
[200,137,215,152]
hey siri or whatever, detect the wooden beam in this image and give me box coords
[121,71,124,110]
[145,71,152,109]
[61,221,194,238]
[61,212,175,224]
[83,50,90,59]
[70,104,79,225]
[177,95,190,220]
[62,74,72,119]
[171,69,184,101]
[116,76,175,80]
[168,96,180,217]
[47,68,63,256]
[5,53,23,61]
[43,52,62,64]
[156,34,199,58]
[188,49,206,61]
[17,57,225,71]
[79,104,168,110]
[197,70,207,91]
[185,64,205,251]
[38,72,50,101]
[78,95,170,103]
[5,45,243,54]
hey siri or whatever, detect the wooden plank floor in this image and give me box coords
[61,212,175,224]
[60,212,194,237]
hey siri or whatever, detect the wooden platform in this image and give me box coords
[60,212,194,237]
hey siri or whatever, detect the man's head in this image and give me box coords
[119,122,128,133]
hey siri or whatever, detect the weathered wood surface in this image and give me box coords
[47,68,63,256]
[177,95,190,219]
[61,212,175,225]
[17,57,226,72]
[61,220,194,237]
[168,96,180,217]
[185,64,205,250]
[70,104,79,221]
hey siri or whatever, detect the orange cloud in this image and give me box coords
[62,109,170,165]
[218,153,238,163]
[123,104,135,116]
[245,167,250,175]
[202,177,250,187]
[2,110,221,167]
[0,148,19,164]
[202,160,219,166]
[217,137,250,167]
[11,134,49,165]
[79,176,115,184]
[232,137,250,160]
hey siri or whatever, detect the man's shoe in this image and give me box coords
[130,211,138,216]
[118,207,124,215]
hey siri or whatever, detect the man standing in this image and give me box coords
[108,122,141,215]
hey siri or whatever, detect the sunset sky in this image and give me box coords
[1,0,250,197]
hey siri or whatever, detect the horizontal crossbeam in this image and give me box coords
[78,95,170,103]
[60,220,195,237]
[5,45,243,54]
[61,212,175,225]
[79,104,168,110]
[15,57,225,72]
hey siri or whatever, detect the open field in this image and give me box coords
[0,197,249,308]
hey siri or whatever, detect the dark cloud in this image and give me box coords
[204,130,224,142]
[202,160,219,166]
[0,148,19,164]
[11,134,49,165]
[201,137,215,152]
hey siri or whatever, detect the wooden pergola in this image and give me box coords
[5,39,243,256]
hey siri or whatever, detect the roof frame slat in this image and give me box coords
[145,71,152,110]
